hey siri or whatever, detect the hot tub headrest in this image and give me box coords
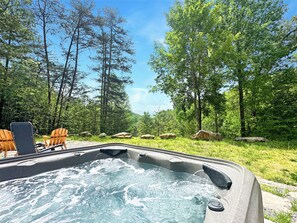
[203,164,232,190]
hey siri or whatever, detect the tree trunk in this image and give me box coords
[193,90,202,131]
[197,89,202,130]
[57,93,64,127]
[100,26,113,133]
[238,70,246,137]
[52,27,77,128]
[100,32,107,133]
[105,26,113,132]
[41,10,52,132]
[0,98,4,128]
[42,15,51,107]
[65,26,80,111]
[215,112,219,133]
[192,69,202,131]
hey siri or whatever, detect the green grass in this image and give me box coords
[291,200,297,212]
[261,185,290,197]
[68,136,297,186]
[265,211,292,223]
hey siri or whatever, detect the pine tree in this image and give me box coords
[92,8,134,133]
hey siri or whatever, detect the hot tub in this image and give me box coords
[0,143,263,222]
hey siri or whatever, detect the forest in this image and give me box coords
[0,0,297,140]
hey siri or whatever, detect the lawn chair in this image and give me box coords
[10,122,51,155]
[43,128,68,150]
[0,129,16,158]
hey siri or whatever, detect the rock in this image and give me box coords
[235,137,268,142]
[99,133,107,138]
[79,131,92,137]
[160,133,176,139]
[289,191,297,200]
[258,178,297,191]
[111,132,132,139]
[259,177,297,221]
[262,191,291,213]
[192,130,222,141]
[140,134,155,139]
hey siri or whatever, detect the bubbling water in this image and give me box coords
[0,158,218,223]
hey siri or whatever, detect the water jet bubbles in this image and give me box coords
[0,158,217,223]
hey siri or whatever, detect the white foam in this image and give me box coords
[69,195,80,206]
[30,202,52,216]
[112,210,122,216]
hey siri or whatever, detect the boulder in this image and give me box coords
[111,132,132,139]
[140,134,155,139]
[79,131,92,137]
[160,133,176,139]
[234,137,268,142]
[192,130,222,141]
[99,133,107,138]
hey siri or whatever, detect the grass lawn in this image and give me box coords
[69,136,297,186]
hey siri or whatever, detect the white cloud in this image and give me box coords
[127,88,172,114]
[129,88,148,103]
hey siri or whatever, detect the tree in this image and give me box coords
[220,89,240,137]
[104,76,132,134]
[203,68,226,133]
[154,109,181,135]
[52,0,94,128]
[92,8,134,133]
[128,112,141,136]
[220,0,295,136]
[0,0,36,127]
[137,112,154,135]
[149,0,230,131]
[0,1,135,136]
[34,0,63,131]
[66,92,100,134]
[150,0,297,138]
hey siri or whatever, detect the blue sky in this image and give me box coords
[83,0,296,115]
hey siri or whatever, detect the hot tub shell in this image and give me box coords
[0,143,264,223]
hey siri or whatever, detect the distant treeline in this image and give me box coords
[0,0,297,140]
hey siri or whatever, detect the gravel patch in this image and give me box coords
[66,140,102,149]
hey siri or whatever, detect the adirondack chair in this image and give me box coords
[0,129,16,158]
[10,122,50,155]
[43,128,68,150]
